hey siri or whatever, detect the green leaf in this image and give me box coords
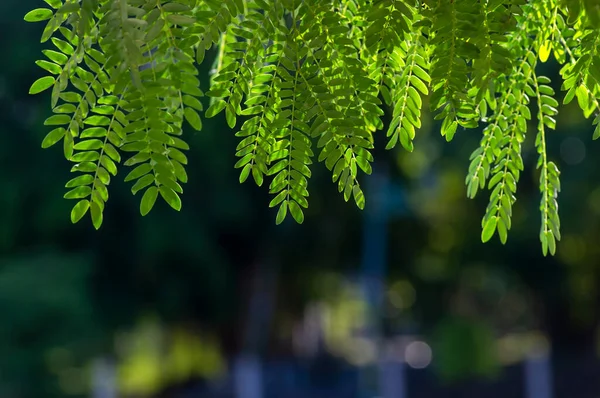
[73,139,103,150]
[36,60,62,74]
[269,190,287,208]
[64,131,74,158]
[184,107,202,130]
[205,100,227,118]
[239,164,251,183]
[140,186,158,216]
[481,216,497,243]
[101,156,118,176]
[29,76,55,94]
[125,163,153,182]
[183,95,203,111]
[57,2,79,13]
[252,167,263,186]
[539,41,551,63]
[52,37,74,55]
[45,114,70,125]
[85,115,111,126]
[288,200,304,224]
[24,8,53,22]
[54,103,77,113]
[71,162,96,173]
[43,0,61,9]
[353,185,365,210]
[131,174,155,194]
[226,104,236,128]
[81,127,107,138]
[409,76,428,95]
[161,3,191,12]
[497,217,508,244]
[64,186,92,199]
[540,230,548,256]
[166,14,196,25]
[546,231,556,255]
[275,201,288,225]
[65,174,94,188]
[43,49,68,65]
[206,88,230,97]
[441,118,458,141]
[103,144,121,162]
[159,186,182,211]
[90,201,103,230]
[41,127,65,148]
[563,86,576,105]
[70,200,90,223]
[576,85,589,111]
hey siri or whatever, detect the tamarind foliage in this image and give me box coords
[24,0,600,255]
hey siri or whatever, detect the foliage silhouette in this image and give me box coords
[24,0,600,255]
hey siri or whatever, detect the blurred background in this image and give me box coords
[2,1,600,397]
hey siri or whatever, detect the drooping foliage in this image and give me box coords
[23,0,600,255]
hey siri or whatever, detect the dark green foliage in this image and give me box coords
[24,0,600,254]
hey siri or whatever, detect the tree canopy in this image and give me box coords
[24,0,600,255]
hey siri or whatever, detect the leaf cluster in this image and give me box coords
[24,0,600,254]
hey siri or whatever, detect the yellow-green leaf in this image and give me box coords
[276,201,288,225]
[140,186,158,216]
[159,186,181,211]
[184,107,202,130]
[205,100,227,118]
[41,127,65,148]
[252,167,263,186]
[353,185,365,210]
[65,174,94,188]
[166,14,196,25]
[29,76,55,94]
[539,41,551,63]
[288,200,304,224]
[90,201,103,230]
[57,2,80,14]
[64,185,92,199]
[497,217,508,244]
[226,104,236,128]
[546,231,556,255]
[70,200,90,223]
[239,164,251,183]
[481,216,497,243]
[24,8,53,22]
[43,0,62,9]
[540,230,548,256]
[125,163,152,182]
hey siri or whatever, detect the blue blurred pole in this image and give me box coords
[524,350,553,398]
[91,357,117,398]
[234,355,263,398]
[361,168,388,308]
[380,358,407,398]
[234,265,277,398]
[359,165,407,398]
